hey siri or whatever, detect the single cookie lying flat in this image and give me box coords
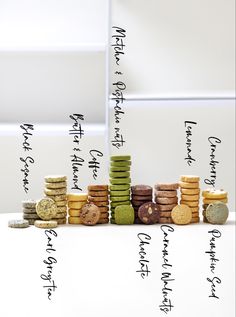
[34,220,58,228]
[8,219,29,228]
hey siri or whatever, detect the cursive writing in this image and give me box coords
[136,233,151,279]
[159,225,175,314]
[204,136,221,187]
[184,121,197,166]
[88,149,103,180]
[40,229,58,300]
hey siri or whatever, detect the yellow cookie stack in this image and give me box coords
[44,175,68,224]
[202,189,228,223]
[67,193,88,224]
[179,175,200,223]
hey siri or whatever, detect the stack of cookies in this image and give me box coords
[68,193,88,224]
[179,175,200,223]
[154,183,179,224]
[22,200,40,225]
[131,185,153,224]
[109,155,131,224]
[202,189,228,223]
[88,185,109,224]
[44,175,68,224]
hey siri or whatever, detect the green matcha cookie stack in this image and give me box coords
[109,155,132,224]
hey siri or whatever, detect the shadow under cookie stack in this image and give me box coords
[154,183,179,224]
[44,175,68,224]
[179,175,200,223]
[109,155,132,224]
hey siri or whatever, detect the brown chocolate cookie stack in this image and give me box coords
[179,175,200,223]
[154,183,179,223]
[88,185,109,224]
[131,185,153,224]
[44,175,68,224]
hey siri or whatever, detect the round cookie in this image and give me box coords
[180,188,200,195]
[45,175,67,183]
[110,171,130,178]
[8,219,29,228]
[68,201,87,209]
[56,200,67,207]
[110,190,130,197]
[88,195,109,202]
[158,204,177,211]
[110,178,131,185]
[22,200,36,208]
[180,200,199,207]
[88,190,109,197]
[110,166,130,172]
[91,201,109,207]
[110,155,131,161]
[111,201,131,208]
[23,208,37,214]
[202,189,227,199]
[45,182,67,189]
[155,183,179,190]
[180,175,200,183]
[155,190,177,198]
[114,205,134,225]
[68,216,82,224]
[110,184,130,191]
[69,209,81,217]
[205,201,229,224]
[67,193,88,201]
[80,203,101,225]
[131,185,153,196]
[171,204,192,225]
[155,197,178,204]
[44,188,67,196]
[181,194,199,201]
[132,195,153,201]
[138,202,159,224]
[110,160,131,167]
[179,181,199,189]
[203,197,228,204]
[87,185,108,191]
[48,194,67,201]
[34,220,57,229]
[36,198,57,220]
[159,218,174,224]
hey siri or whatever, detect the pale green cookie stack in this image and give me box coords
[109,155,132,224]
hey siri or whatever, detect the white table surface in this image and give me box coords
[0,212,235,317]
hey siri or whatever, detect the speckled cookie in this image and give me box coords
[55,200,67,207]
[44,188,67,196]
[34,220,58,228]
[155,183,179,190]
[45,175,67,183]
[171,204,192,225]
[202,189,227,199]
[114,205,134,225]
[131,185,153,196]
[80,203,101,226]
[36,198,57,220]
[88,185,108,191]
[8,219,29,228]
[155,190,177,198]
[22,200,36,209]
[45,182,67,189]
[54,218,67,225]
[23,208,37,214]
[23,213,41,220]
[155,197,178,205]
[205,201,229,224]
[138,202,159,224]
[48,194,67,201]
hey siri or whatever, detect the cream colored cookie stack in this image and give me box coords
[202,189,228,223]
[179,175,200,223]
[67,193,88,224]
[44,175,67,224]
